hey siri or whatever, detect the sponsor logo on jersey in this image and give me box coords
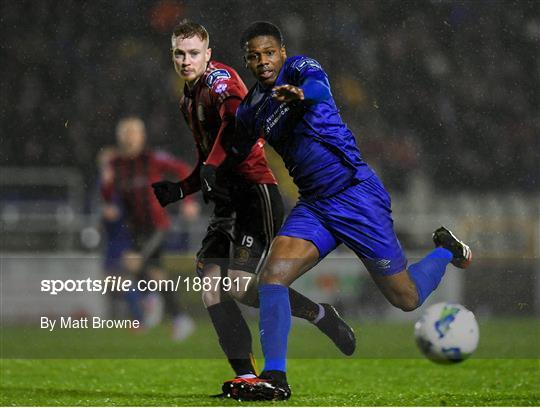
[203,178,212,192]
[214,82,228,94]
[235,247,251,265]
[264,102,290,135]
[206,69,231,87]
[376,259,391,269]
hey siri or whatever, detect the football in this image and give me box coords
[414,302,479,363]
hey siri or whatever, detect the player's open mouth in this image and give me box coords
[258,70,273,80]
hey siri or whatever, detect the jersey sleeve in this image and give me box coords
[204,69,247,168]
[99,158,117,203]
[100,180,114,203]
[286,56,331,103]
[206,69,246,107]
[153,151,199,198]
[153,151,192,179]
[178,146,203,196]
[288,57,326,82]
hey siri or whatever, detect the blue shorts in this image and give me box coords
[278,174,407,276]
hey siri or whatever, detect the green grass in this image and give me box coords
[1,359,538,406]
[1,320,539,406]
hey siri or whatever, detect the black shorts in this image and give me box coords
[196,183,284,275]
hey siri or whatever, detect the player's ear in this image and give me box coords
[280,46,287,59]
[206,47,212,63]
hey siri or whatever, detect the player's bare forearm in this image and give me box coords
[272,84,305,103]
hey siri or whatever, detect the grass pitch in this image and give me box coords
[1,320,539,406]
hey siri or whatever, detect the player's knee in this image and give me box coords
[200,263,222,307]
[259,260,292,286]
[226,270,258,306]
[201,287,221,307]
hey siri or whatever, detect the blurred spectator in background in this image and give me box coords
[97,146,132,319]
[99,117,200,340]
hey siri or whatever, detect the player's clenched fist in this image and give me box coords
[151,180,184,207]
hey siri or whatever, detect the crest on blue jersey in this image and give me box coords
[206,69,231,87]
[292,57,322,72]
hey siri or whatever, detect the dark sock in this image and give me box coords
[251,287,320,322]
[288,287,320,321]
[207,301,256,376]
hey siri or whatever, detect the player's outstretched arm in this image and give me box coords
[272,76,330,104]
[299,75,331,104]
[274,57,332,105]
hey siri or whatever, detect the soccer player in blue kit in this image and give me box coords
[222,22,473,401]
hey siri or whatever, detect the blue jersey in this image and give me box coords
[235,55,373,200]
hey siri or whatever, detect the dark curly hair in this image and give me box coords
[240,21,283,49]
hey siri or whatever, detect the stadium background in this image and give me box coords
[1,0,539,405]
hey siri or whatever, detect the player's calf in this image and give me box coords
[225,269,259,306]
[387,286,419,312]
[372,270,420,312]
[200,264,222,307]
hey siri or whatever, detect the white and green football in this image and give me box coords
[414,302,479,363]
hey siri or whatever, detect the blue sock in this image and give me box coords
[125,289,144,322]
[408,247,453,306]
[259,284,291,373]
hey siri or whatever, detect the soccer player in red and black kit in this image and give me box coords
[101,117,199,340]
[151,20,356,389]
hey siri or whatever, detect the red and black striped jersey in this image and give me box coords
[101,150,192,233]
[179,60,276,195]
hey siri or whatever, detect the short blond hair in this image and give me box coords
[172,19,209,45]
